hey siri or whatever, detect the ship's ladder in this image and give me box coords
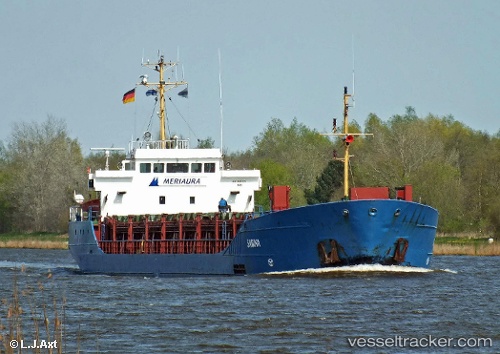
[222,221,227,240]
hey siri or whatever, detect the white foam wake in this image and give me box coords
[263,264,457,275]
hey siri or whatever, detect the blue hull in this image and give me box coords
[69,199,438,275]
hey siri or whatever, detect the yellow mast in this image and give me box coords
[342,86,351,199]
[323,86,372,200]
[158,56,166,141]
[139,54,188,146]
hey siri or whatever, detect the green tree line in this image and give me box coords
[0,110,498,235]
[227,109,500,235]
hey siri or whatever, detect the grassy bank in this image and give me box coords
[0,232,498,256]
[0,233,68,249]
[434,233,499,256]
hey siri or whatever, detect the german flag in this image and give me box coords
[122,88,135,104]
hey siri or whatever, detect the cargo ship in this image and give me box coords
[68,54,439,275]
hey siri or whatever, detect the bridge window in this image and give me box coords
[191,163,202,173]
[140,163,151,173]
[153,163,164,173]
[124,162,135,171]
[167,163,189,173]
[190,196,195,204]
[204,162,216,173]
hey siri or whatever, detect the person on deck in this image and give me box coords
[218,198,228,213]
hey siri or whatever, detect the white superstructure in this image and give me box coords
[89,139,261,217]
[87,54,261,218]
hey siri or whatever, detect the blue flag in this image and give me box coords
[178,87,188,98]
[146,89,157,96]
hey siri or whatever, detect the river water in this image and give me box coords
[0,249,498,353]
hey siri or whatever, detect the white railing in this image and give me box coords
[69,206,83,221]
[129,138,190,151]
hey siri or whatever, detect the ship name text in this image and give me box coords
[247,239,261,248]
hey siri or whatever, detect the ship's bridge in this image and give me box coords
[89,140,262,218]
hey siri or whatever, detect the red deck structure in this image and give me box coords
[90,212,247,255]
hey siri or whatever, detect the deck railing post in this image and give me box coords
[144,214,149,254]
[179,213,184,254]
[232,214,237,239]
[95,217,101,242]
[161,214,166,253]
[196,213,202,253]
[111,217,117,253]
[215,213,220,253]
[128,215,134,253]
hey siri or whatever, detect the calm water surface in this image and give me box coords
[0,249,498,353]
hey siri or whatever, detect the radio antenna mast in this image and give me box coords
[218,49,224,151]
[176,46,180,81]
[351,34,356,108]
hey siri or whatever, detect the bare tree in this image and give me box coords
[6,116,85,232]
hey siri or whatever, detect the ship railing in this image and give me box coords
[129,138,190,151]
[69,205,100,224]
[69,206,83,222]
[98,239,232,255]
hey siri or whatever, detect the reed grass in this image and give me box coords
[0,234,68,250]
[434,232,499,255]
[433,241,499,256]
[0,232,498,255]
[0,268,64,354]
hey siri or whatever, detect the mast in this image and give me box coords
[139,54,188,145]
[158,56,166,141]
[342,86,351,199]
[218,49,224,152]
[324,86,372,200]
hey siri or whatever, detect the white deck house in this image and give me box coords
[89,139,262,217]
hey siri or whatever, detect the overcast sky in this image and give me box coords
[1,0,498,154]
